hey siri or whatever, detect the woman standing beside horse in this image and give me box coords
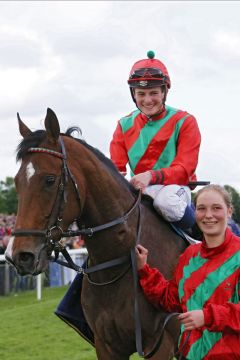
[136,184,240,359]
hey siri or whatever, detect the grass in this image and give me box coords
[0,286,140,360]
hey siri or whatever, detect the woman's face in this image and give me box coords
[195,190,232,239]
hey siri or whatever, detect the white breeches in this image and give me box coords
[143,184,192,222]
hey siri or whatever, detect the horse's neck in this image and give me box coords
[77,170,137,262]
[66,140,139,262]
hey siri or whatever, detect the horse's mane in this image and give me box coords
[65,127,138,194]
[16,127,152,205]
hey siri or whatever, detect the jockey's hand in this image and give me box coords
[130,171,152,191]
[178,310,205,330]
[135,244,148,270]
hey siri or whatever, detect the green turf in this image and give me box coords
[0,286,140,360]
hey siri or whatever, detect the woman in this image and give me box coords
[136,184,240,359]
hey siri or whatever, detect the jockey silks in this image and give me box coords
[110,105,201,185]
[138,228,240,360]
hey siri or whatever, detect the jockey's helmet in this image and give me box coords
[128,50,171,90]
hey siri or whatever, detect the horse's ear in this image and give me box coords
[17,113,32,138]
[44,108,60,144]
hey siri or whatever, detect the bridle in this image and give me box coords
[13,137,141,279]
[12,136,188,359]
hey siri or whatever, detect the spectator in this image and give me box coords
[0,213,16,253]
[64,221,85,249]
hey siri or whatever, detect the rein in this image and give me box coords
[13,138,187,359]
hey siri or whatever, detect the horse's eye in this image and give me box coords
[45,175,56,185]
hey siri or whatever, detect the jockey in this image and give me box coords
[110,50,201,229]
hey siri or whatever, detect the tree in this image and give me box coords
[0,177,17,214]
[224,185,240,223]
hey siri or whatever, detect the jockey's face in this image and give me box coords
[133,87,165,117]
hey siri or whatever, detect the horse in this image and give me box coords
[6,108,188,360]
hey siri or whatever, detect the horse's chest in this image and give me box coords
[81,279,133,337]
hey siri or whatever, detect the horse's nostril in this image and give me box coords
[18,252,35,266]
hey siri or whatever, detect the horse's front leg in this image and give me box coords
[95,337,131,360]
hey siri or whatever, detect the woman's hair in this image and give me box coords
[194,184,232,208]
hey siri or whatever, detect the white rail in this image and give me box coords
[0,248,88,262]
[0,248,88,300]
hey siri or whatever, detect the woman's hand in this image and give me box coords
[135,244,148,270]
[178,310,205,330]
[130,171,152,191]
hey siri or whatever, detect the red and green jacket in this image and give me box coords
[110,105,201,185]
[138,228,240,359]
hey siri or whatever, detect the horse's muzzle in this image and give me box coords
[5,245,48,276]
[5,251,36,275]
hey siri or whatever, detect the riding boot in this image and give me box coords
[172,204,195,230]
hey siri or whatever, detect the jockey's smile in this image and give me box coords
[133,87,165,118]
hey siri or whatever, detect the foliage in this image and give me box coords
[0,177,17,214]
[224,185,240,222]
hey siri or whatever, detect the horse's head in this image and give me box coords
[6,108,138,276]
[6,108,79,275]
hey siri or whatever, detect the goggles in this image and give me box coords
[128,67,165,81]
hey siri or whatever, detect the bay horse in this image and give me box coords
[6,108,188,360]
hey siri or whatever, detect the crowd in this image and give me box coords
[64,221,85,249]
[0,215,85,255]
[0,213,16,255]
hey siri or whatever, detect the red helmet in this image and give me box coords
[128,50,171,89]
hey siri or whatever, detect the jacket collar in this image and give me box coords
[200,227,233,258]
[140,105,166,122]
